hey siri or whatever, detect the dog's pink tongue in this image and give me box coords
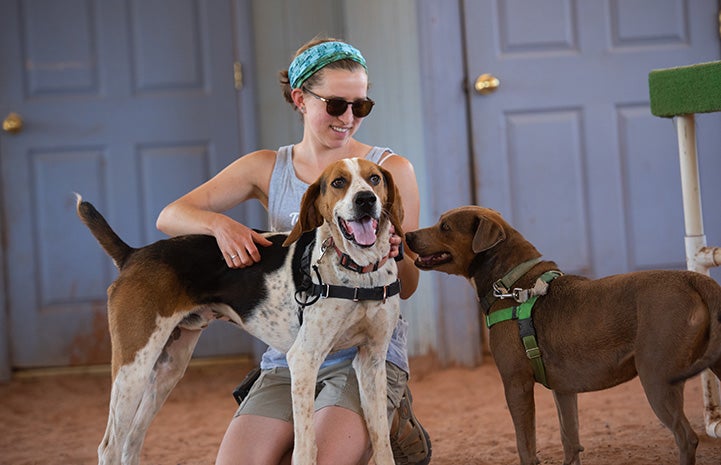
[348,217,377,245]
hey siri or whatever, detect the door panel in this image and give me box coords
[1,0,255,368]
[463,0,721,278]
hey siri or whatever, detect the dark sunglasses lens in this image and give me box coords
[352,100,374,117]
[325,99,350,117]
[324,98,374,117]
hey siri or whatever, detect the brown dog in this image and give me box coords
[405,206,721,465]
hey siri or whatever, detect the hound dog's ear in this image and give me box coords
[283,178,324,246]
[472,213,506,253]
[378,165,404,237]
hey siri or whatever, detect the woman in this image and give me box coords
[157,37,430,465]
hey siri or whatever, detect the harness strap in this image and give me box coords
[480,257,542,313]
[294,238,402,325]
[308,276,402,302]
[485,270,562,389]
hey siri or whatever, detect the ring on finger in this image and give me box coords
[230,254,238,260]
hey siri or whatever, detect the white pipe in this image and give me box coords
[676,114,721,438]
[677,115,704,236]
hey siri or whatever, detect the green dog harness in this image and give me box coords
[485,270,562,389]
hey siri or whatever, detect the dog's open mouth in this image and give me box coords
[414,252,452,269]
[339,216,379,247]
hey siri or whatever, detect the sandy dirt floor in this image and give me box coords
[1,357,720,465]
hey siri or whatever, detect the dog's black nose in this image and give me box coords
[354,191,377,212]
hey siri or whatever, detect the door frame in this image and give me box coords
[1,223,8,381]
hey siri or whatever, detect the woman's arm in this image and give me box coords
[156,150,276,268]
[380,155,420,299]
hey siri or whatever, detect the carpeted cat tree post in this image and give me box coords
[649,60,721,438]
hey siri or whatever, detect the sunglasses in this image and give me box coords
[303,88,375,118]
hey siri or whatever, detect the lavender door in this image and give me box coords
[0,0,258,368]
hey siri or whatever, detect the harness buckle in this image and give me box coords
[493,281,520,299]
[493,281,531,303]
[322,283,330,298]
[526,346,541,360]
[317,237,333,264]
[353,287,360,302]
[512,288,530,303]
[382,285,388,304]
[492,280,509,298]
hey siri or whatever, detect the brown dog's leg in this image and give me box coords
[552,391,583,465]
[638,374,698,465]
[504,380,540,465]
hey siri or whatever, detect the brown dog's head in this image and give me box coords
[283,158,403,257]
[405,206,508,277]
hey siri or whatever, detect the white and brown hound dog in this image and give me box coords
[77,158,404,465]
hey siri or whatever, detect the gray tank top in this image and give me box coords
[261,144,409,373]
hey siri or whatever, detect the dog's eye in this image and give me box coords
[368,174,380,186]
[441,222,451,232]
[331,177,346,188]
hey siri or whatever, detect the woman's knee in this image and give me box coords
[215,414,293,465]
[314,406,371,465]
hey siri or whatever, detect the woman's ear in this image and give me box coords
[291,88,305,113]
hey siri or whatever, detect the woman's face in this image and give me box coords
[299,67,370,148]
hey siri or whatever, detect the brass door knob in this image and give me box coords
[3,112,24,134]
[474,74,500,95]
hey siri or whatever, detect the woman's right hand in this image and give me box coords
[213,216,273,268]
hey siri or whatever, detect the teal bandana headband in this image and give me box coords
[288,41,367,89]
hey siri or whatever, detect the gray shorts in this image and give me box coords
[234,359,408,423]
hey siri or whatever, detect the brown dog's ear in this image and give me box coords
[283,179,324,246]
[379,165,404,237]
[472,214,506,253]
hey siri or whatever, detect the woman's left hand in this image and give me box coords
[388,226,403,261]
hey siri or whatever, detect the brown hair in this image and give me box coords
[279,37,369,109]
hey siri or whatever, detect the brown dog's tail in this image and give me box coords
[75,194,135,270]
[670,273,721,384]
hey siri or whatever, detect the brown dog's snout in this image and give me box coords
[405,231,418,251]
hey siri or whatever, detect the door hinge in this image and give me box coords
[234,61,243,90]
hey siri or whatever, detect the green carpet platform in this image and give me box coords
[649,60,721,438]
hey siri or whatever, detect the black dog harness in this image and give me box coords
[294,237,401,325]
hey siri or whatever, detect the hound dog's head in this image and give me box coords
[284,158,403,262]
[405,206,508,277]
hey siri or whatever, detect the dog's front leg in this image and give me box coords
[503,378,541,465]
[287,328,332,465]
[552,391,583,465]
[354,337,394,465]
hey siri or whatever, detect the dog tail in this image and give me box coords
[670,273,721,384]
[75,193,135,270]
